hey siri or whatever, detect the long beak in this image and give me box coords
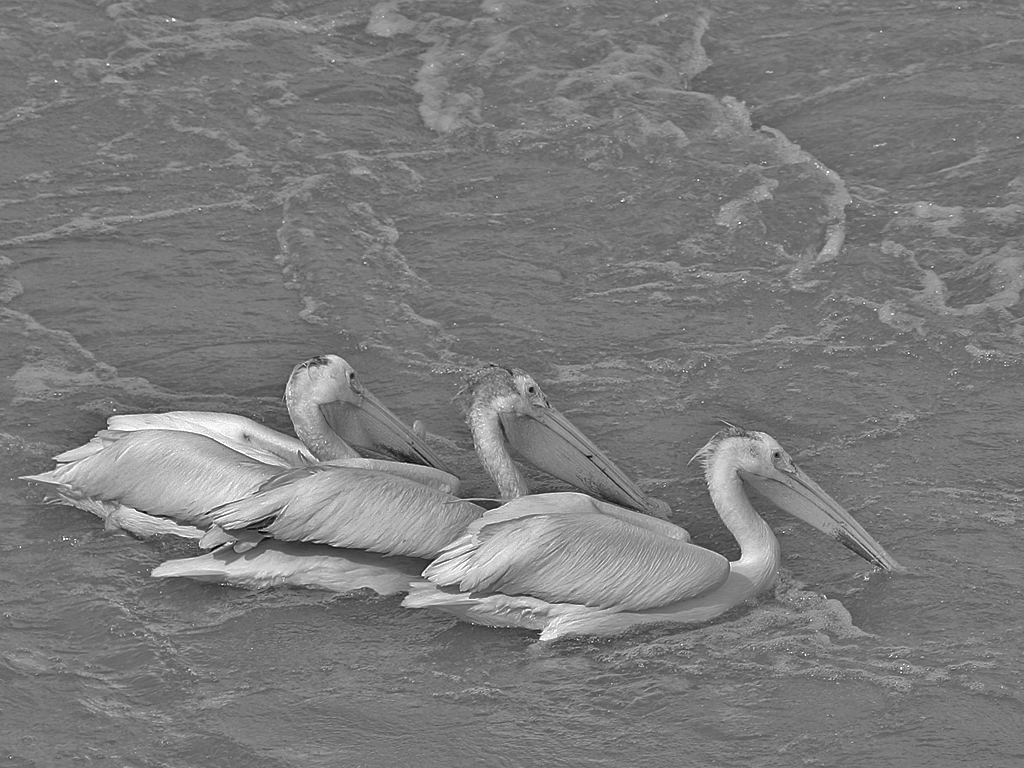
[319,390,455,474]
[739,464,903,572]
[498,408,671,518]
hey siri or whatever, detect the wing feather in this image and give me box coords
[424,495,728,611]
[206,467,484,559]
[318,458,462,495]
[153,540,422,595]
[107,411,315,466]
[456,492,689,542]
[28,430,279,525]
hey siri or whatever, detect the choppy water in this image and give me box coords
[3,1,1024,765]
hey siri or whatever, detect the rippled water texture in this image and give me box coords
[3,1,1024,766]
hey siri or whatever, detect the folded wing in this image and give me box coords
[107,411,319,466]
[206,466,484,559]
[424,493,728,611]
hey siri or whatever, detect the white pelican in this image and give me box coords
[465,365,671,518]
[401,426,902,641]
[150,364,675,592]
[104,355,454,469]
[21,355,458,538]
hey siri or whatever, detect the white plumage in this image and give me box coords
[404,427,901,641]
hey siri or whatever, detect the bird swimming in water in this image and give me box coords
[150,364,674,593]
[402,426,901,641]
[21,355,458,539]
[462,365,671,517]
[101,354,454,469]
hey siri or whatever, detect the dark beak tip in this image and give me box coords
[879,559,909,575]
[836,530,903,573]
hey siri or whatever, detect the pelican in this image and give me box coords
[464,365,671,517]
[21,355,458,538]
[103,355,453,469]
[401,426,902,641]
[150,364,674,592]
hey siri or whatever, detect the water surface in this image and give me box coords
[3,1,1024,766]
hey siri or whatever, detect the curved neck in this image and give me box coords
[287,397,360,462]
[469,405,530,499]
[706,460,782,597]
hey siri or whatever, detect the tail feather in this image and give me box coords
[153,541,422,595]
[402,581,553,631]
[403,581,621,641]
[22,470,204,540]
[19,470,60,486]
[49,430,122,463]
[419,533,479,584]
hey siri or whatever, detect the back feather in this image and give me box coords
[107,411,315,466]
[206,466,484,559]
[424,499,728,611]
[26,430,280,525]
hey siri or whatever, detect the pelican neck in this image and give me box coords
[705,453,782,593]
[469,404,530,499]
[286,390,361,462]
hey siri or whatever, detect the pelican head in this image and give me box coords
[286,355,452,472]
[693,426,902,571]
[467,365,670,517]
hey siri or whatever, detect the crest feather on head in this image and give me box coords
[457,364,521,412]
[688,423,757,469]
